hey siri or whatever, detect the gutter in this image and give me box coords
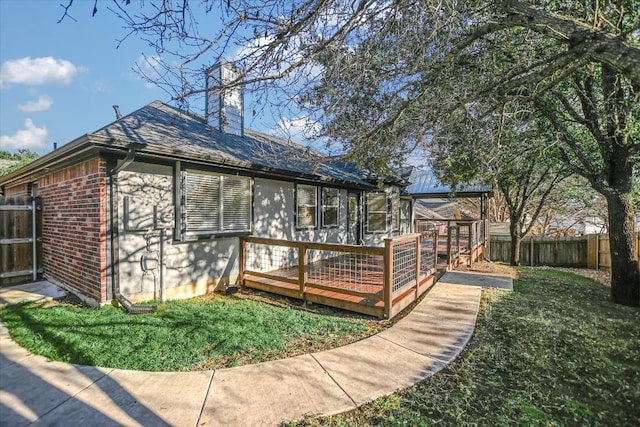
[109,144,157,314]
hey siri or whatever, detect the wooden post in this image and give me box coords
[586,234,598,269]
[446,223,452,268]
[484,219,490,261]
[468,223,473,267]
[31,196,37,281]
[238,237,246,283]
[383,238,393,319]
[298,244,306,298]
[530,237,534,266]
[433,231,438,272]
[415,235,421,297]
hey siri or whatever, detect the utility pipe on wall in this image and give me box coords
[109,145,156,314]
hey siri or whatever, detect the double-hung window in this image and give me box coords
[296,184,317,228]
[400,199,412,234]
[184,171,252,238]
[366,192,387,233]
[322,188,340,228]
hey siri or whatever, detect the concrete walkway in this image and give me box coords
[0,273,508,427]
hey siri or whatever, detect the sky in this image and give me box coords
[0,0,310,156]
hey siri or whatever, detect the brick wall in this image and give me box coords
[38,157,108,302]
[3,183,29,196]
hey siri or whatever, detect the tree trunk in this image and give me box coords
[606,191,640,307]
[509,221,522,266]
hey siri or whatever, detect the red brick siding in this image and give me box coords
[4,183,29,197]
[38,157,108,302]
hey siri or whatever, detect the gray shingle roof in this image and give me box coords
[91,101,372,187]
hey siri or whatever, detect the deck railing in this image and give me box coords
[241,234,437,319]
[415,218,489,268]
[240,219,488,319]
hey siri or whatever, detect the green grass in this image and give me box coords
[296,267,640,427]
[0,292,382,371]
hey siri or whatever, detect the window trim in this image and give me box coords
[399,198,412,234]
[295,183,318,230]
[321,187,340,229]
[365,191,388,234]
[183,170,253,240]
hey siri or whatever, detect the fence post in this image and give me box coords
[468,223,474,267]
[298,244,307,298]
[415,234,421,297]
[587,234,598,269]
[446,223,452,268]
[31,196,37,281]
[433,230,438,272]
[239,238,246,283]
[383,238,393,319]
[530,237,534,266]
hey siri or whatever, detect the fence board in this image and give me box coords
[0,196,42,285]
[491,233,639,270]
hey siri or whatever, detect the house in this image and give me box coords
[0,64,416,307]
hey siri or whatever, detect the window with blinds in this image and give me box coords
[184,171,252,237]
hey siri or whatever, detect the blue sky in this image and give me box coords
[0,0,170,154]
[0,0,313,155]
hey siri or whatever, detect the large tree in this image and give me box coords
[430,102,570,265]
[69,1,640,305]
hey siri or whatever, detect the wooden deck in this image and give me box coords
[240,225,487,319]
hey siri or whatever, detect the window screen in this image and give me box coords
[366,192,387,233]
[296,184,317,228]
[322,187,340,228]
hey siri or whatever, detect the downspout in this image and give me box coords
[109,145,157,314]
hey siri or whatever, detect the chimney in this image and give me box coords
[205,62,244,136]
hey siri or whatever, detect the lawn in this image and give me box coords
[0,292,383,372]
[296,267,640,426]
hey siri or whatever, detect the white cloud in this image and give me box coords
[132,55,164,89]
[268,116,335,153]
[0,57,83,88]
[18,95,53,112]
[0,119,49,152]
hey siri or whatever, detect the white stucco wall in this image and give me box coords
[115,163,405,301]
[117,163,239,302]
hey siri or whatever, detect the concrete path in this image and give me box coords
[0,275,504,427]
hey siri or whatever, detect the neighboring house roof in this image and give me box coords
[402,166,492,197]
[490,222,511,236]
[413,201,447,220]
[415,199,476,220]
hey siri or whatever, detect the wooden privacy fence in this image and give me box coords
[490,233,640,270]
[587,233,640,271]
[0,196,42,285]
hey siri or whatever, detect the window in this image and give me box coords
[366,192,387,233]
[296,184,317,228]
[390,191,400,231]
[400,199,412,234]
[322,188,340,228]
[184,171,252,238]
